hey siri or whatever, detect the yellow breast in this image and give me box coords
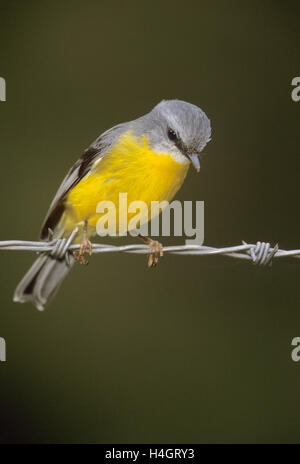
[62,131,189,237]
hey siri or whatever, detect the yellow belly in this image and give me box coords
[61,131,189,240]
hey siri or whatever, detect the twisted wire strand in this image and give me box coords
[0,228,299,265]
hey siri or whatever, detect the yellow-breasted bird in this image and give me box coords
[14,100,211,310]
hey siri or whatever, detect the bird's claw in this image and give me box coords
[148,240,163,268]
[73,238,93,265]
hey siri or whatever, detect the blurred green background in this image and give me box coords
[0,0,300,444]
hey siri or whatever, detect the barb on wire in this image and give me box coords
[0,229,299,266]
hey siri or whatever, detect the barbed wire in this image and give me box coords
[0,227,299,266]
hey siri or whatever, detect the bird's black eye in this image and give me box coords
[167,128,178,142]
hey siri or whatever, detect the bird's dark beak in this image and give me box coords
[188,153,200,172]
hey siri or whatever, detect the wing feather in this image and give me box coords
[40,122,128,239]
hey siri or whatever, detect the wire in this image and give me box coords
[0,228,299,266]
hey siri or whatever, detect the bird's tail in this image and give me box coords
[13,253,75,311]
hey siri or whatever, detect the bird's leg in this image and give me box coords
[73,220,93,265]
[138,234,163,268]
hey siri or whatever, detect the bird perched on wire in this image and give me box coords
[14,99,211,310]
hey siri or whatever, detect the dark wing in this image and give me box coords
[40,123,128,240]
[40,145,103,240]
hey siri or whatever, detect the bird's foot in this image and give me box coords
[147,240,163,268]
[73,237,93,265]
[137,234,163,268]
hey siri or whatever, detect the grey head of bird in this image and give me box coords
[132,99,212,172]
